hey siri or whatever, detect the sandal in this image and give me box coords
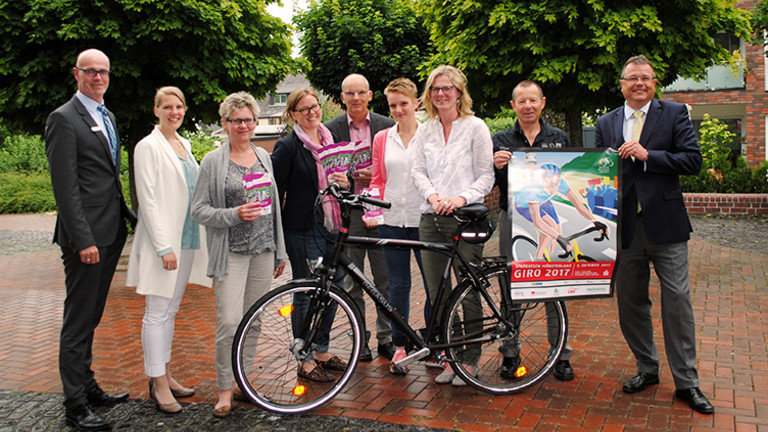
[297,364,336,383]
[213,404,231,418]
[314,355,347,372]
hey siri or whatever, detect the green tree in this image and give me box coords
[417,0,751,146]
[295,0,433,114]
[0,0,295,146]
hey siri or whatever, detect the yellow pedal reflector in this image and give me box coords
[292,384,307,396]
[278,305,294,317]
[515,366,527,378]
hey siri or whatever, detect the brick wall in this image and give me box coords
[684,193,768,215]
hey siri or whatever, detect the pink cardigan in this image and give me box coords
[370,128,389,197]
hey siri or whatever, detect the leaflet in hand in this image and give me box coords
[242,173,272,215]
[361,187,384,224]
[317,141,372,177]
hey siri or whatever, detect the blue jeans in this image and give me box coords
[284,224,342,359]
[378,225,429,347]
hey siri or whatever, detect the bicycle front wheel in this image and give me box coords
[232,281,363,414]
[442,264,567,394]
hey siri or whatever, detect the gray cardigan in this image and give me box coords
[190,142,287,282]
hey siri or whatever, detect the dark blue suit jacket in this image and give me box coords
[595,99,701,249]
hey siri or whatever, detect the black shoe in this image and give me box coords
[358,345,373,362]
[675,387,714,414]
[622,372,660,394]
[86,387,130,407]
[65,404,111,431]
[553,360,574,381]
[499,356,521,379]
[377,342,396,360]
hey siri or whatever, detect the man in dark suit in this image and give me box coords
[595,55,712,414]
[325,73,396,361]
[45,49,134,430]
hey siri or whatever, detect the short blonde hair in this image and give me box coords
[384,78,419,100]
[282,86,320,124]
[219,91,259,120]
[421,65,474,120]
[154,86,186,109]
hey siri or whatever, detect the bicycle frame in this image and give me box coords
[298,187,512,366]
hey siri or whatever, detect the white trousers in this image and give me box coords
[142,249,194,377]
[214,251,273,390]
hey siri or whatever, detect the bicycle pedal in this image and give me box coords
[397,347,430,368]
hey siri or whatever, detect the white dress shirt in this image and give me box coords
[381,124,423,227]
[411,116,494,213]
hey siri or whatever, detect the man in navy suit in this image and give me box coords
[45,49,134,430]
[325,74,396,362]
[595,55,712,414]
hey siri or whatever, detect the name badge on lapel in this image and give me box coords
[91,126,103,133]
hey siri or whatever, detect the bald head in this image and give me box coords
[73,49,110,103]
[340,73,372,122]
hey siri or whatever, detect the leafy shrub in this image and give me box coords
[0,172,57,213]
[681,114,768,193]
[484,107,517,136]
[181,129,220,163]
[0,133,48,173]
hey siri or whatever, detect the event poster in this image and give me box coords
[506,149,619,301]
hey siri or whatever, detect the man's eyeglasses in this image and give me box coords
[293,104,321,115]
[342,90,368,97]
[430,85,455,94]
[75,67,110,77]
[621,76,655,84]
[227,118,256,126]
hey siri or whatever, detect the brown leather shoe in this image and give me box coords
[232,386,248,402]
[170,385,195,399]
[314,355,347,372]
[297,364,336,383]
[213,404,231,418]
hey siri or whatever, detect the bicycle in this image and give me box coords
[511,223,609,262]
[232,185,568,413]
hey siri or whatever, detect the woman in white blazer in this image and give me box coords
[126,86,211,413]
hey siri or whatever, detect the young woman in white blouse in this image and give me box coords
[368,78,429,374]
[410,65,494,386]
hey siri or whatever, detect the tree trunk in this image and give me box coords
[565,111,583,147]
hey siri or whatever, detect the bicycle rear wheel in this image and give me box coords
[442,264,567,394]
[232,281,363,413]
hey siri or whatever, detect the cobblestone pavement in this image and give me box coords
[0,390,445,431]
[1,213,767,431]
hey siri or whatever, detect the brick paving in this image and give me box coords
[1,214,767,431]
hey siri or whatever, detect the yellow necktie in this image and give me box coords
[632,110,644,213]
[631,110,645,141]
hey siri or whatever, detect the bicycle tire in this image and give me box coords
[232,281,363,414]
[511,235,538,261]
[441,264,567,394]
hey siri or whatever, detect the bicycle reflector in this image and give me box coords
[460,218,497,244]
[292,385,307,396]
[278,305,294,317]
[515,365,527,378]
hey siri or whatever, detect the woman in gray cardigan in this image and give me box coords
[190,92,286,418]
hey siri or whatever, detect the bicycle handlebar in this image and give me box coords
[326,183,392,210]
[557,222,609,259]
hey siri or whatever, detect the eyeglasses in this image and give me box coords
[342,90,368,97]
[430,85,455,94]
[293,104,321,115]
[227,118,256,126]
[75,67,110,77]
[621,76,655,84]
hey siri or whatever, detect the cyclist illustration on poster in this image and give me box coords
[507,149,620,300]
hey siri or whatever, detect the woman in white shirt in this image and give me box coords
[368,78,428,375]
[410,65,494,386]
[127,86,211,413]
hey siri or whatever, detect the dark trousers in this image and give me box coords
[59,224,127,409]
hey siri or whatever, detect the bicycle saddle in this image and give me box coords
[453,203,490,221]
